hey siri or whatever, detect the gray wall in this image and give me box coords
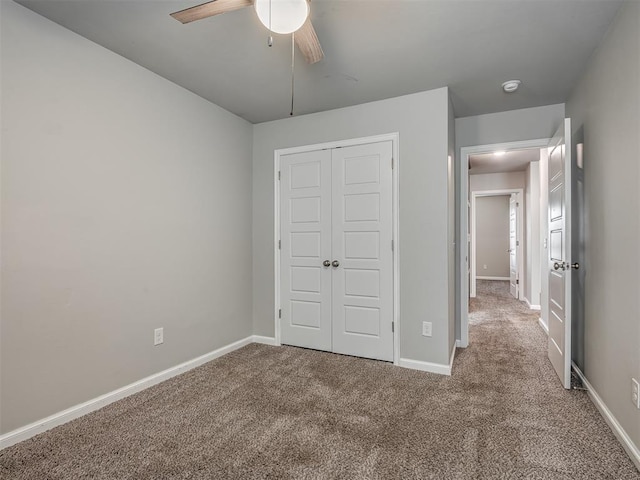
[1,2,254,434]
[252,88,455,365]
[456,104,566,150]
[566,0,640,450]
[525,161,541,306]
[469,172,526,192]
[475,196,510,278]
[447,95,456,355]
[455,104,564,340]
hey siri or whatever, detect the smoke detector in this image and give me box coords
[502,80,521,93]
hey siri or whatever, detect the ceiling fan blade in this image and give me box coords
[170,0,253,24]
[295,18,324,64]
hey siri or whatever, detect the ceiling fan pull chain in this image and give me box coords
[290,32,295,116]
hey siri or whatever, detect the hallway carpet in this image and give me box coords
[2,281,638,479]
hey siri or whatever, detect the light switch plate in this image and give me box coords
[422,322,432,337]
[154,327,164,346]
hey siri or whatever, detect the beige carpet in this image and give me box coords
[1,280,638,479]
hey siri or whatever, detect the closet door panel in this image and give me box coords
[331,141,394,361]
[280,149,332,351]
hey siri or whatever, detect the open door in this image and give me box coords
[547,118,576,389]
[509,194,519,298]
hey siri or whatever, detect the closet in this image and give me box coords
[279,140,394,362]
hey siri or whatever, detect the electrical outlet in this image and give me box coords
[422,322,432,337]
[154,327,164,346]
[483,264,488,270]
[632,378,640,409]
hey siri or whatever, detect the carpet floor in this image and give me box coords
[1,280,638,479]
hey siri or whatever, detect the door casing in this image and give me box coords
[459,138,550,348]
[274,133,400,365]
[469,189,524,299]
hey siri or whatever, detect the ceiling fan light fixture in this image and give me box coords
[255,0,309,35]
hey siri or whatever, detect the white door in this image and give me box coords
[547,118,573,389]
[509,194,519,298]
[279,141,394,362]
[280,149,332,351]
[331,142,394,362]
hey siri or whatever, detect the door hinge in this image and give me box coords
[391,157,394,169]
[516,240,520,246]
[516,202,519,207]
[278,171,281,180]
[278,240,281,249]
[516,279,519,285]
[278,309,282,319]
[392,322,394,333]
[391,239,394,251]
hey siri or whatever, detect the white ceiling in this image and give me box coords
[469,148,540,175]
[16,0,622,124]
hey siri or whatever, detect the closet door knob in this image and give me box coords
[332,260,340,268]
[323,260,331,267]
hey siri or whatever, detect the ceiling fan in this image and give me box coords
[170,0,324,64]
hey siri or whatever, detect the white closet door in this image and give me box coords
[330,141,394,362]
[280,149,332,351]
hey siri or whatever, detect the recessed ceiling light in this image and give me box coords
[494,151,506,157]
[502,80,521,93]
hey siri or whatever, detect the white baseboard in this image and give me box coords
[538,317,549,335]
[399,345,456,376]
[0,335,256,450]
[251,335,278,346]
[572,363,640,471]
[524,297,541,311]
[476,276,510,281]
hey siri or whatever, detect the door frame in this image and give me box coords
[470,189,524,298]
[273,133,401,364]
[459,138,549,348]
